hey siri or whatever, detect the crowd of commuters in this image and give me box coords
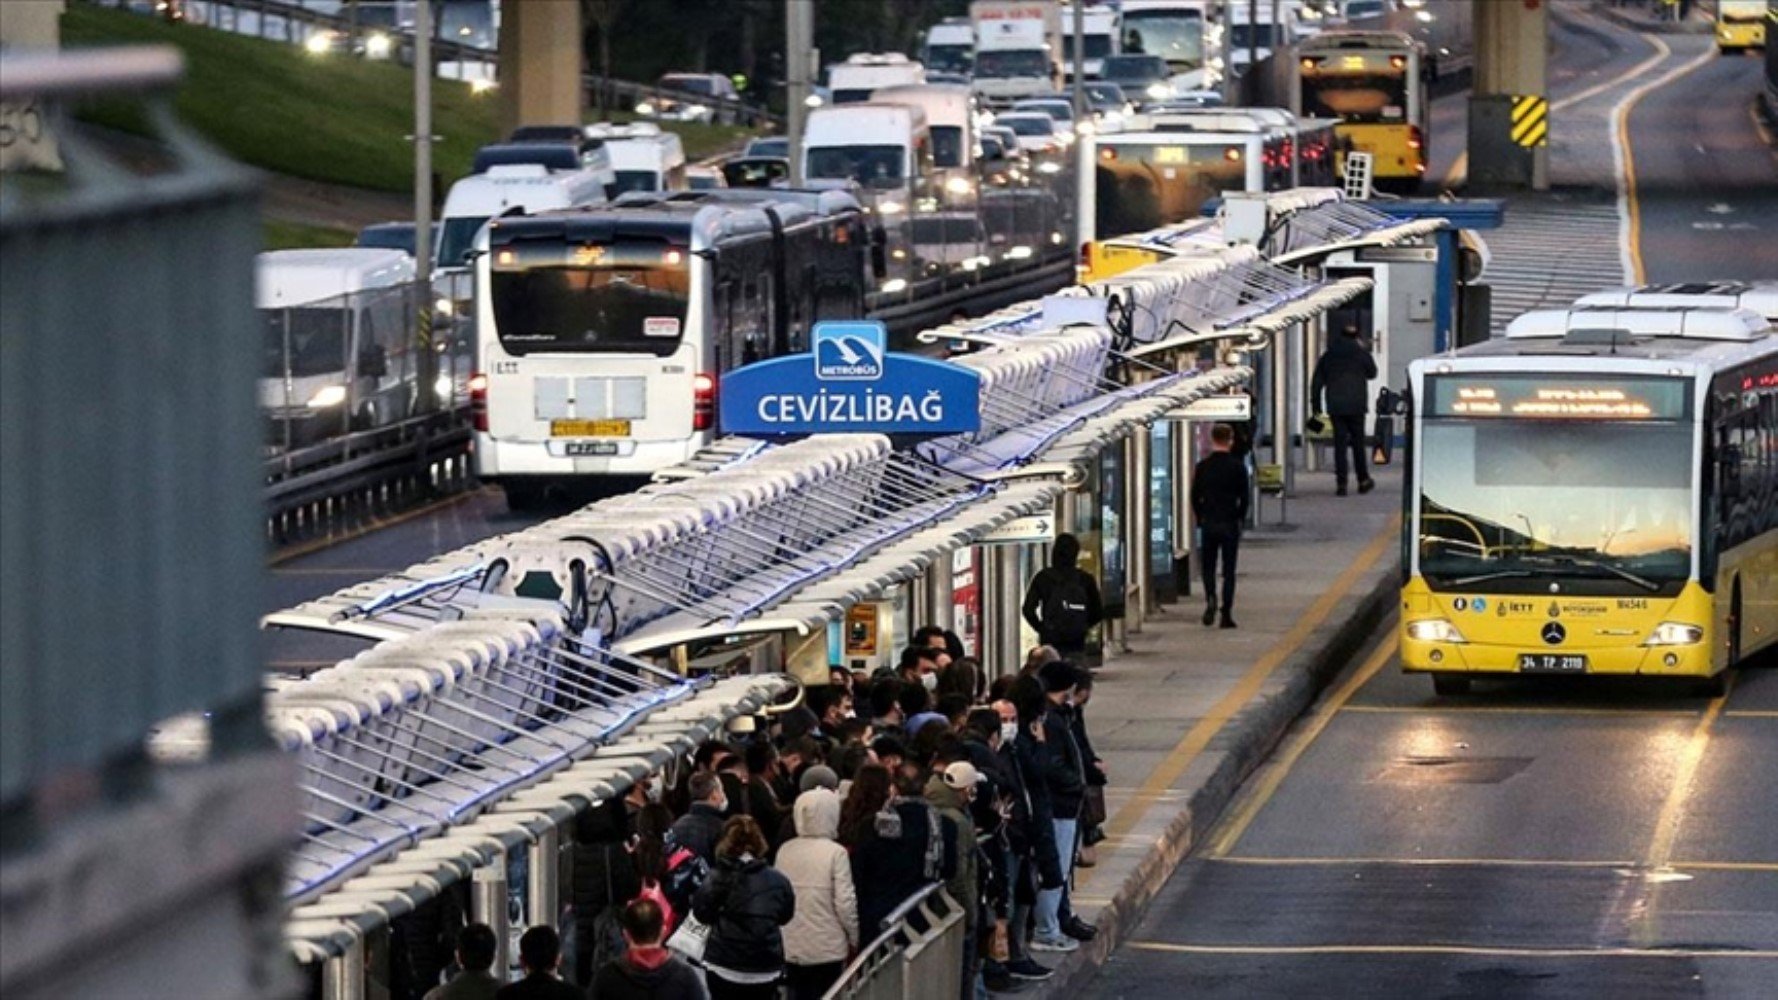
[416,623,1109,999]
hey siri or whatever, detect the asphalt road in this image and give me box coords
[1090,620,1778,999]
[1626,39,1778,282]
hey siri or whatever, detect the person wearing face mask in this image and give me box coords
[671,772,730,865]
[1031,661,1091,953]
[960,708,1020,991]
[896,645,942,695]
[1002,680,1061,979]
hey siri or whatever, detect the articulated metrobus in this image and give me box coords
[1401,300,1778,695]
[1291,30,1430,188]
[1715,0,1767,53]
[472,190,868,506]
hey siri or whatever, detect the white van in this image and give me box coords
[436,164,610,274]
[258,249,418,448]
[827,53,927,105]
[801,103,934,196]
[1061,3,1122,80]
[584,121,689,195]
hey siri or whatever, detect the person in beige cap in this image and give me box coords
[927,758,983,998]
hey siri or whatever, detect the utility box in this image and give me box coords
[1467,94,1538,189]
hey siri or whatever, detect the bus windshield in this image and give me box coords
[1121,10,1205,70]
[1301,60,1408,120]
[490,240,689,357]
[806,145,905,186]
[1416,419,1695,596]
[1094,142,1247,238]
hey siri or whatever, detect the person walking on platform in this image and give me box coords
[1191,423,1250,629]
[423,923,500,1000]
[1021,534,1103,661]
[1311,323,1379,496]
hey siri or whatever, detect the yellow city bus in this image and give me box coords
[1715,0,1767,53]
[1291,30,1429,188]
[1400,299,1778,696]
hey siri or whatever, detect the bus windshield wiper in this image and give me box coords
[1524,554,1661,593]
[1449,569,1534,587]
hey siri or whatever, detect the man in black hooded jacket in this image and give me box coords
[1021,533,1103,660]
[1311,324,1380,496]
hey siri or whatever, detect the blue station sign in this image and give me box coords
[720,320,981,437]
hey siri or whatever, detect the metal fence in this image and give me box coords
[826,885,968,1000]
[0,46,266,807]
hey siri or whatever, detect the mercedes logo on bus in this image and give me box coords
[1541,622,1566,646]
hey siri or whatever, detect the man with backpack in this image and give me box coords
[1021,534,1104,661]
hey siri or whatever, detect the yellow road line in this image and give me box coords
[1612,37,1716,283]
[1645,676,1733,870]
[269,488,486,566]
[1126,941,1778,960]
[1341,704,1699,718]
[1725,710,1778,719]
[1208,634,1398,857]
[1213,855,1632,870]
[1081,516,1400,885]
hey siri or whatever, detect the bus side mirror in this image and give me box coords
[358,343,388,379]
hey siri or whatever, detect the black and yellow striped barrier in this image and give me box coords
[1511,95,1549,148]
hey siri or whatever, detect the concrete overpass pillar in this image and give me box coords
[1469,0,1549,191]
[497,0,583,134]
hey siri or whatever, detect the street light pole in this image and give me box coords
[1070,1,1085,124]
[413,0,435,413]
[786,0,814,186]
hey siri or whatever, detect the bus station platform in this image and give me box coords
[1028,466,1403,997]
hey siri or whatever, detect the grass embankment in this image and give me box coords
[263,219,356,251]
[62,5,757,195]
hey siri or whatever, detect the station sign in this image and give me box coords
[1168,395,1252,422]
[720,320,981,437]
[979,513,1058,546]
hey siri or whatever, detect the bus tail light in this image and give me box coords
[693,373,717,431]
[1407,126,1424,151]
[469,372,489,432]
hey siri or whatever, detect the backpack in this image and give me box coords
[1039,570,1092,646]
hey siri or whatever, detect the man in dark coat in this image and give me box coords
[671,772,729,864]
[1021,533,1104,660]
[1311,323,1380,496]
[595,898,710,1000]
[1191,422,1251,628]
[495,926,584,1000]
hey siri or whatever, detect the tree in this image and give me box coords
[582,0,629,113]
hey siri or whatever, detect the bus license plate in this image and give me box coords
[565,441,620,457]
[550,419,630,438]
[1518,653,1587,674]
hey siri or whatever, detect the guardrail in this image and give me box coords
[826,884,968,1000]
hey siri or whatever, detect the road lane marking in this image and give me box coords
[1341,704,1700,718]
[1214,855,1632,869]
[1080,516,1400,885]
[1725,710,1778,718]
[1439,151,1467,190]
[1126,942,1778,959]
[1669,860,1778,872]
[1611,38,1717,283]
[269,488,487,566]
[1645,676,1734,871]
[1208,634,1398,858]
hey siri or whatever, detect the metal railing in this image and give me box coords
[826,884,968,1000]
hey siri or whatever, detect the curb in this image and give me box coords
[1591,2,1714,35]
[1030,562,1400,998]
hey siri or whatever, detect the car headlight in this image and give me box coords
[686,103,709,118]
[1405,618,1466,644]
[1146,82,1172,100]
[635,102,655,116]
[434,375,454,400]
[434,296,454,317]
[307,384,348,409]
[945,175,973,196]
[1643,622,1704,647]
[878,199,905,215]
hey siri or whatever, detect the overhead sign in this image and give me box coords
[980,514,1057,546]
[721,320,981,437]
[1169,395,1252,421]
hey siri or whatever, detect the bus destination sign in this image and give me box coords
[1427,374,1689,421]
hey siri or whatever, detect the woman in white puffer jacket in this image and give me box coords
[775,787,860,1000]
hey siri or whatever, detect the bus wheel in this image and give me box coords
[1432,673,1470,697]
[1728,580,1743,668]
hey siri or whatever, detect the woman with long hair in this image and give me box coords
[692,816,796,999]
